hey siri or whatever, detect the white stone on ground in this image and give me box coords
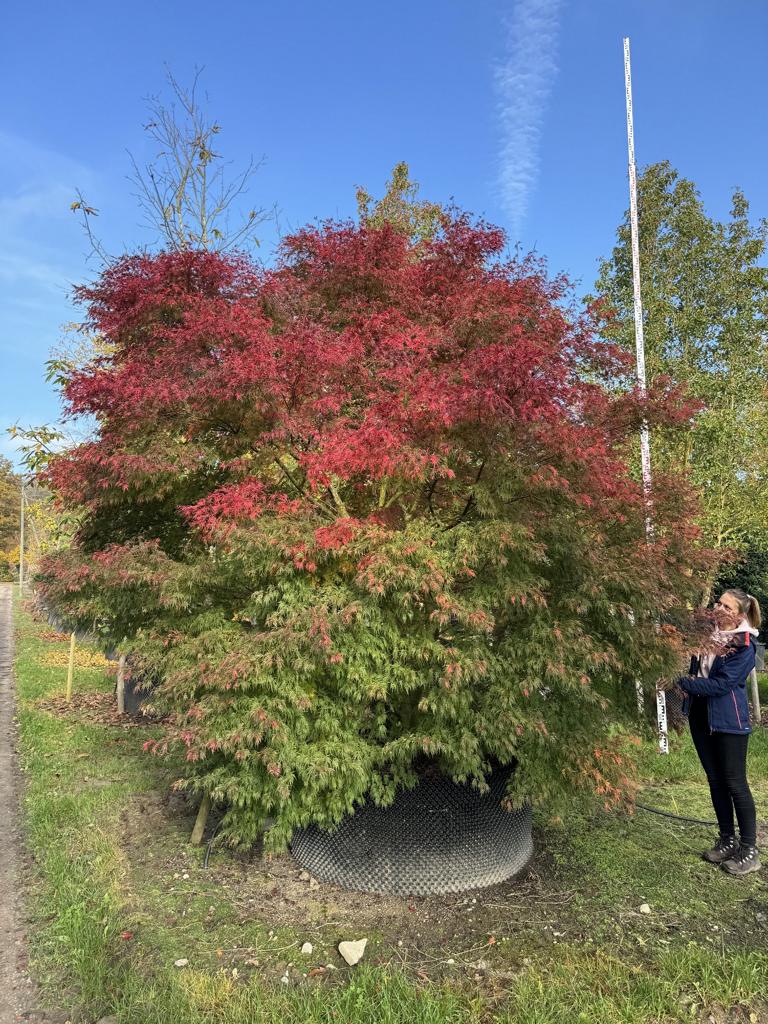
[338,938,367,966]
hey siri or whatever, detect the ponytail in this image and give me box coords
[746,594,762,630]
[722,588,762,629]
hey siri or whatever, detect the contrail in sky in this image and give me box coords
[495,0,563,237]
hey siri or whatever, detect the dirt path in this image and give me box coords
[0,584,36,1023]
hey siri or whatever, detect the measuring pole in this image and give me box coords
[623,37,668,754]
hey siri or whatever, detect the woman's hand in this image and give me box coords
[674,676,691,695]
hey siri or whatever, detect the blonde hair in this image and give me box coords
[723,588,762,629]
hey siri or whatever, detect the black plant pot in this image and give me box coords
[39,603,93,643]
[123,670,158,716]
[290,763,532,896]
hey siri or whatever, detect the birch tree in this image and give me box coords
[594,162,768,552]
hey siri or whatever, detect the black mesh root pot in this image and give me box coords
[290,763,533,896]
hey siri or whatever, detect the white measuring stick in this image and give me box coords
[623,37,668,753]
[623,38,653,511]
[656,682,669,755]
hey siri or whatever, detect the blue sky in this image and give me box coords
[2,0,766,470]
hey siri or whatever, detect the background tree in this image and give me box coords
[0,456,20,551]
[594,162,768,559]
[36,213,712,850]
[714,541,768,641]
[0,457,20,581]
[0,457,59,584]
[129,70,272,252]
[356,162,444,243]
[73,70,272,258]
[7,423,87,577]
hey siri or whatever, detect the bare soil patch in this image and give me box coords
[33,690,164,730]
[117,786,591,980]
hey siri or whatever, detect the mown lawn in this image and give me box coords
[13,594,768,1024]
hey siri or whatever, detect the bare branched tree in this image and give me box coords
[130,68,272,251]
[70,192,113,263]
[71,68,273,258]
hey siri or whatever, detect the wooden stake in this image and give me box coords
[65,632,76,702]
[190,794,212,845]
[749,667,762,725]
[116,654,127,715]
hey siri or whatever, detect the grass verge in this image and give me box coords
[13,592,768,1024]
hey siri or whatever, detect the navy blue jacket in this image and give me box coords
[678,631,756,735]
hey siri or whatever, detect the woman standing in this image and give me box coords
[678,589,761,876]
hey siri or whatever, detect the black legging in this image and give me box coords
[689,696,757,846]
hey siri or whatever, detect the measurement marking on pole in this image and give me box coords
[656,687,669,755]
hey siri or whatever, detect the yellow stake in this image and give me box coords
[66,632,76,702]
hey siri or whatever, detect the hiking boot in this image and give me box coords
[701,834,739,864]
[721,844,761,876]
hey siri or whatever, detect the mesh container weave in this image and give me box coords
[290,765,532,896]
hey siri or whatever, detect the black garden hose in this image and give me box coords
[635,802,768,828]
[634,802,718,827]
[203,821,223,869]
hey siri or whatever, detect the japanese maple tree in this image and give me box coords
[38,212,710,849]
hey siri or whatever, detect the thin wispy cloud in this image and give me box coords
[0,181,76,228]
[495,0,563,237]
[0,132,97,451]
[0,132,97,300]
[0,247,74,294]
[0,130,92,184]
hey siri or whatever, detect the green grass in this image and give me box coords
[12,591,768,1024]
